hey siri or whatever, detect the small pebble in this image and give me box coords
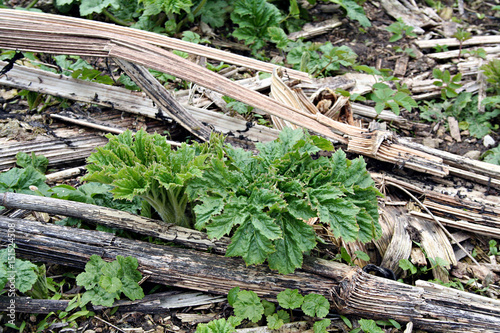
[483,134,495,148]
[463,150,481,160]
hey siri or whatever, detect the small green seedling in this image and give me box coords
[452,28,472,58]
[489,240,499,256]
[432,69,462,99]
[385,18,417,42]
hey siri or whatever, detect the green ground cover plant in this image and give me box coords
[0,247,38,295]
[75,255,144,307]
[0,152,51,209]
[385,18,417,42]
[196,287,331,333]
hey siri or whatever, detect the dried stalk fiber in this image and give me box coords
[0,9,451,178]
[2,9,500,184]
[1,215,500,333]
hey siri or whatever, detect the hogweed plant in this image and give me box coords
[84,128,381,274]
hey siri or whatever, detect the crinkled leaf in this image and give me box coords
[100,275,122,294]
[286,196,316,221]
[250,209,282,240]
[262,299,276,316]
[76,255,106,289]
[205,198,249,239]
[111,165,149,200]
[349,187,381,241]
[225,146,259,176]
[233,290,264,323]
[186,159,247,200]
[342,156,373,188]
[199,0,229,28]
[226,220,275,265]
[277,289,303,309]
[267,313,284,330]
[79,0,120,16]
[268,213,316,274]
[140,0,192,16]
[193,196,225,231]
[313,319,331,333]
[77,255,143,306]
[277,309,290,323]
[307,185,344,204]
[121,275,145,300]
[16,152,48,173]
[81,286,118,307]
[318,198,360,242]
[14,259,38,293]
[196,318,236,333]
[268,27,289,49]
[302,293,330,318]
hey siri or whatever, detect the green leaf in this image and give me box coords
[340,315,352,328]
[302,293,330,318]
[313,318,331,333]
[227,287,240,306]
[330,0,371,27]
[318,198,360,242]
[399,259,417,275]
[76,255,106,289]
[233,290,264,323]
[359,319,384,333]
[16,152,48,173]
[276,309,290,323]
[196,318,236,333]
[230,0,282,50]
[267,313,284,330]
[84,129,218,227]
[267,213,316,274]
[205,196,248,238]
[193,196,225,231]
[468,121,491,139]
[262,299,276,316]
[268,27,290,49]
[277,289,303,309]
[199,0,229,28]
[79,0,120,16]
[354,250,371,262]
[140,0,192,16]
[0,165,50,198]
[76,255,144,306]
[226,220,276,265]
[0,167,24,189]
[12,259,38,293]
[189,128,379,273]
[100,276,122,294]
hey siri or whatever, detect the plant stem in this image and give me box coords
[25,0,39,9]
[177,0,207,31]
[101,8,132,27]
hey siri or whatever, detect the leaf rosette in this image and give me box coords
[187,128,382,274]
[83,129,223,228]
